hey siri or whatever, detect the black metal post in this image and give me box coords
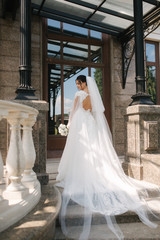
[130,0,154,105]
[15,0,38,100]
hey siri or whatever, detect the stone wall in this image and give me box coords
[0,5,43,163]
[0,5,20,100]
[0,6,42,100]
[110,37,136,156]
[110,32,160,157]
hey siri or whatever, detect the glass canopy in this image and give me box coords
[31,0,160,37]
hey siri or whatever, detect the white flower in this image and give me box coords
[58,124,69,136]
[59,123,66,130]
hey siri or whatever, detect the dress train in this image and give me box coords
[56,83,160,239]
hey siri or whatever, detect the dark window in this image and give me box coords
[145,41,160,104]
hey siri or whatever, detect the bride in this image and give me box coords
[56,75,160,240]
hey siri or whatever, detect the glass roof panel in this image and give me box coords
[31,0,160,37]
[81,0,104,6]
[43,0,93,19]
[63,42,88,61]
[32,0,41,4]
[101,0,133,16]
[91,11,132,30]
[143,2,158,15]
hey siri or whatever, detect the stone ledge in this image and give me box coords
[0,184,61,240]
[126,104,160,115]
[13,100,49,111]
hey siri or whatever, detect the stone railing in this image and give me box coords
[0,100,41,232]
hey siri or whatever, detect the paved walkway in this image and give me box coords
[46,156,125,184]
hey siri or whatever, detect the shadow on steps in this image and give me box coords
[0,184,61,240]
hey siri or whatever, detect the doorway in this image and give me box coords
[42,19,111,151]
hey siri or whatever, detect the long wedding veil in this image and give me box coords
[86,76,105,113]
[58,76,160,240]
[86,76,113,142]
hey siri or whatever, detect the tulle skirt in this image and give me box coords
[56,108,160,239]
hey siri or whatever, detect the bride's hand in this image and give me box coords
[67,122,70,129]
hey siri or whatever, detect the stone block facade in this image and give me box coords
[124,105,160,185]
[0,5,42,100]
[110,37,136,156]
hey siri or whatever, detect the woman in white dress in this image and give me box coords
[56,75,159,240]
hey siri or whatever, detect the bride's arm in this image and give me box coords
[67,95,79,128]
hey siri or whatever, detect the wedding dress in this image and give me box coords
[56,77,160,239]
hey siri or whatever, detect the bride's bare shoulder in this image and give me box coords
[75,90,82,96]
[75,90,87,97]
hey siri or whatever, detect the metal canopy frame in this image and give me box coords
[32,0,160,38]
[2,0,159,104]
[31,0,160,88]
[121,6,160,88]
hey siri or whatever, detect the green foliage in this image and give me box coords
[146,66,156,104]
[94,68,103,97]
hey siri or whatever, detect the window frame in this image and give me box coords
[42,18,111,150]
[145,40,160,104]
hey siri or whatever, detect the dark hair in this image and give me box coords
[76,75,87,85]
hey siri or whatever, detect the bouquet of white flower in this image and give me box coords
[58,123,69,136]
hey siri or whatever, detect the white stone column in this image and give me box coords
[3,112,29,199]
[21,114,38,188]
[0,152,4,201]
[0,101,41,232]
[0,111,9,207]
[0,152,3,179]
[0,151,9,211]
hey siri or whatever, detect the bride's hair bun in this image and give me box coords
[76,75,87,85]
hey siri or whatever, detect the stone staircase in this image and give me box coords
[46,158,160,239]
[0,184,61,240]
[54,192,160,240]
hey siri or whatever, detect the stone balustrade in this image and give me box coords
[0,100,41,232]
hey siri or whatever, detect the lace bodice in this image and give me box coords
[75,90,88,104]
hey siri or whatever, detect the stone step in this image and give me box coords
[55,197,160,239]
[54,221,160,240]
[49,173,57,180]
[56,196,160,227]
[146,187,160,198]
[0,184,61,240]
[56,204,140,227]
